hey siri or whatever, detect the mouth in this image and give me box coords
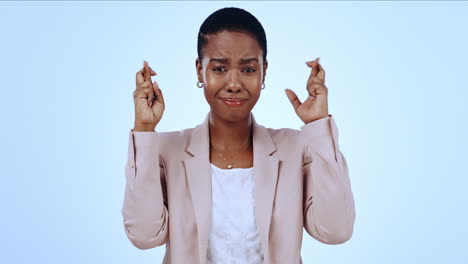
[219,98,247,107]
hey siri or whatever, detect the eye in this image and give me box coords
[242,67,256,73]
[212,66,227,72]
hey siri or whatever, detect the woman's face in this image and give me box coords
[196,30,267,123]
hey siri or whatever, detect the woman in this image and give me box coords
[122,7,355,264]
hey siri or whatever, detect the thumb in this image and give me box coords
[285,89,302,111]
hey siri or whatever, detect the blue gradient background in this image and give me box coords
[1,1,467,263]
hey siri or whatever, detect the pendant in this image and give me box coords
[227,164,233,169]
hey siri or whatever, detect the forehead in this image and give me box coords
[203,30,263,61]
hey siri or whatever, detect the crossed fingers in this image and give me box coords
[306,58,327,98]
[136,60,157,89]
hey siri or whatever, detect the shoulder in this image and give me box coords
[266,115,335,142]
[255,125,305,161]
[261,126,303,150]
[158,127,193,141]
[157,126,195,148]
[266,126,301,137]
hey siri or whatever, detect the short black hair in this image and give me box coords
[197,7,267,63]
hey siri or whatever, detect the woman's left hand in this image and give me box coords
[285,58,329,124]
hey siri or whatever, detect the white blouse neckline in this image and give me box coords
[210,163,253,172]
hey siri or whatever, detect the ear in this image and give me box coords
[262,60,268,83]
[195,57,203,82]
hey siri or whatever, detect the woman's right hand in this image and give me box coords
[133,60,165,132]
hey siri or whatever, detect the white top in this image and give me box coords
[206,164,264,264]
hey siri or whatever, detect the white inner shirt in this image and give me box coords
[206,164,264,264]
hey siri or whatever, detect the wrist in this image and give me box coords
[133,123,156,132]
[303,114,330,124]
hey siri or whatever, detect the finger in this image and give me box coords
[135,80,154,106]
[143,60,152,82]
[136,65,156,88]
[136,83,153,97]
[147,91,154,106]
[138,80,152,90]
[133,85,154,106]
[136,67,145,85]
[306,58,320,77]
[307,83,328,97]
[317,63,325,83]
[285,89,302,111]
[307,75,324,87]
[149,65,157,76]
[152,81,165,106]
[306,58,320,87]
[144,61,157,76]
[143,83,155,106]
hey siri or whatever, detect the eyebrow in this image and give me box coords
[209,57,259,64]
[209,58,229,64]
[240,58,259,64]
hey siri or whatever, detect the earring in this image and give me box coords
[196,81,204,88]
[261,83,265,90]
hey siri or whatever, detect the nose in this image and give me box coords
[225,71,242,93]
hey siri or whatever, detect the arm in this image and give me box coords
[121,129,169,249]
[301,115,356,244]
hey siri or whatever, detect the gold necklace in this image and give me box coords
[211,138,252,169]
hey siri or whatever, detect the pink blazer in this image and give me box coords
[122,113,356,264]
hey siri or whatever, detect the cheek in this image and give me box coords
[247,77,262,95]
[203,80,221,104]
[206,78,222,90]
[251,88,261,103]
[204,72,224,92]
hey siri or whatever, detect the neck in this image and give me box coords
[208,111,252,152]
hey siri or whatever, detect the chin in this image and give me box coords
[227,111,251,122]
[211,107,252,123]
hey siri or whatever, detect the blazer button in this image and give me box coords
[128,160,135,168]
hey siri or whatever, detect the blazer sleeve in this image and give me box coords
[121,129,169,249]
[300,115,356,244]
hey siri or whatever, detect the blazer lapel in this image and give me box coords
[251,114,279,262]
[183,113,212,264]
